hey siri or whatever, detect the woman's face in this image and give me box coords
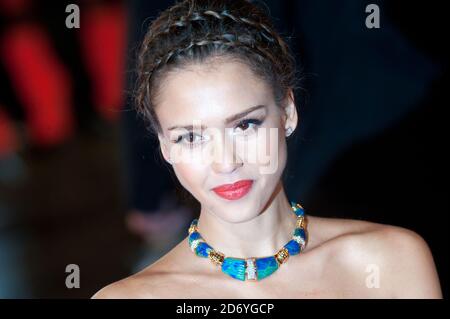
[155,59,297,223]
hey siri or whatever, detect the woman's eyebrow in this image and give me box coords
[167,123,207,131]
[225,104,267,124]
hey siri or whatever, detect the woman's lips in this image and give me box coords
[212,179,254,200]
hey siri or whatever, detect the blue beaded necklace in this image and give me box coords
[187,201,308,281]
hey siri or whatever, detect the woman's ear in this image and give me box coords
[283,89,298,136]
[157,133,172,165]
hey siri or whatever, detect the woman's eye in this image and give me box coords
[173,132,204,147]
[235,119,263,133]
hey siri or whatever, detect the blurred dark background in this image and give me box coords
[0,0,447,298]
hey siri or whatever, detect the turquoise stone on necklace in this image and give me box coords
[221,258,246,281]
[187,201,308,282]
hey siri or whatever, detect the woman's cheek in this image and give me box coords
[254,126,283,175]
[173,162,207,199]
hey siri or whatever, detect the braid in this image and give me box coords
[163,9,286,48]
[135,0,299,134]
[147,31,277,77]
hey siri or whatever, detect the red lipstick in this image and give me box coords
[212,180,254,200]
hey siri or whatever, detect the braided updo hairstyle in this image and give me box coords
[135,0,300,135]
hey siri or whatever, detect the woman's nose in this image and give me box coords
[210,135,243,174]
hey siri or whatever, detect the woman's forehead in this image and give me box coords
[155,61,274,125]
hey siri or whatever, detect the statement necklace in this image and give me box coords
[187,201,308,281]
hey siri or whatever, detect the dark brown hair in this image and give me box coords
[135,0,300,135]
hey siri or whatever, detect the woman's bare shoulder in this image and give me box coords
[92,237,194,299]
[91,266,173,299]
[306,214,442,298]
[305,214,381,248]
[307,214,431,250]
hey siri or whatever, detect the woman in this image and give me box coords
[93,0,442,298]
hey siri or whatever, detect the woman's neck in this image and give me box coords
[196,185,297,257]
